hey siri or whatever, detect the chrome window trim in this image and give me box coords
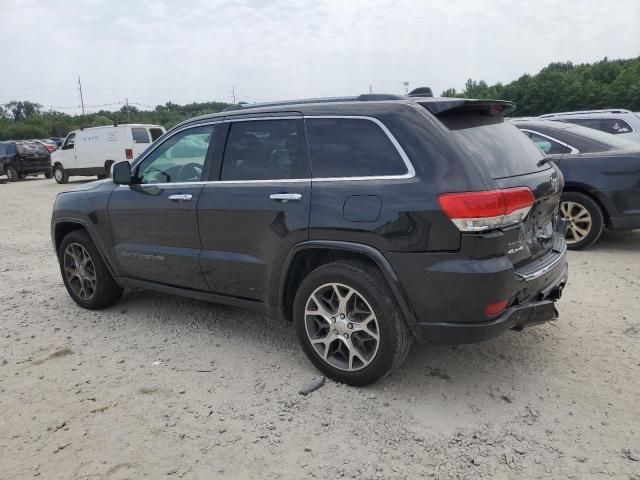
[125,115,416,187]
[520,128,580,154]
[303,115,416,181]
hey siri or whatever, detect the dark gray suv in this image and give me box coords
[52,94,568,385]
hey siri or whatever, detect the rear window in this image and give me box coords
[149,128,164,141]
[131,127,151,144]
[305,118,407,178]
[439,112,547,178]
[17,143,49,156]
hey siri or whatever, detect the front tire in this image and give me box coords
[5,166,19,182]
[58,229,123,309]
[294,261,412,386]
[53,164,69,184]
[44,169,53,179]
[560,192,604,250]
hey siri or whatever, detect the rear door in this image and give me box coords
[108,123,218,290]
[197,116,311,303]
[439,112,564,265]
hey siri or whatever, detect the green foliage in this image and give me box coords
[441,56,640,116]
[0,100,230,141]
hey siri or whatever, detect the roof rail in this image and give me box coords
[539,108,632,118]
[223,93,410,112]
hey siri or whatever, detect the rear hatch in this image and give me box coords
[17,142,51,168]
[428,101,565,266]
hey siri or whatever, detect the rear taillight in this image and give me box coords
[438,187,534,232]
[125,148,133,160]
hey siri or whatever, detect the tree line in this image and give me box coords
[441,56,640,116]
[2,56,639,141]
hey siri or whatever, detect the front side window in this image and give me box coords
[63,133,75,149]
[149,128,164,141]
[527,132,572,155]
[131,127,150,144]
[135,125,215,184]
[305,118,408,178]
[602,118,633,135]
[221,119,305,181]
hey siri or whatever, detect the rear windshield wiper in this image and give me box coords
[537,156,555,167]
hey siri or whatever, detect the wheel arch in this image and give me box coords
[53,218,122,286]
[562,183,611,227]
[277,241,416,325]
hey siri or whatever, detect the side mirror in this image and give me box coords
[112,161,132,185]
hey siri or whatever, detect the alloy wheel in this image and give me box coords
[304,283,380,371]
[561,201,592,244]
[63,243,97,300]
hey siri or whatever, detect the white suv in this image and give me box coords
[51,124,165,183]
[539,109,640,143]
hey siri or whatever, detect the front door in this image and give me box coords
[108,124,218,290]
[197,117,311,303]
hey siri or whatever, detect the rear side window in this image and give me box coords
[524,131,572,155]
[305,118,407,178]
[602,118,633,134]
[17,143,49,155]
[221,119,306,181]
[439,113,547,178]
[564,118,601,130]
[0,144,6,156]
[149,128,164,141]
[131,127,150,144]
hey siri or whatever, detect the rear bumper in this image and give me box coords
[408,263,567,344]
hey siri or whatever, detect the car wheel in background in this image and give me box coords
[104,160,115,178]
[58,229,123,309]
[53,164,69,184]
[294,261,412,386]
[560,191,604,250]
[44,169,53,179]
[5,166,19,182]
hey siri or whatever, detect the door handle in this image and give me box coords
[168,194,193,202]
[269,193,302,203]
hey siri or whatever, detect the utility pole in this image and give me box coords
[403,81,410,95]
[125,98,130,122]
[78,76,85,115]
[232,87,236,104]
[369,84,373,94]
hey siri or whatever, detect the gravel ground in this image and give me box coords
[1,177,639,480]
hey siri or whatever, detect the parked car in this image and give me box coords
[48,137,64,148]
[39,140,58,153]
[52,94,568,385]
[51,123,165,183]
[513,119,640,249]
[539,109,640,143]
[0,141,53,181]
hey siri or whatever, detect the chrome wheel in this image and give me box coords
[54,167,63,182]
[63,243,97,300]
[561,201,592,244]
[304,283,380,371]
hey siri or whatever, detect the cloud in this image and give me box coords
[1,0,639,110]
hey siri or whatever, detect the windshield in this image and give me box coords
[439,112,548,178]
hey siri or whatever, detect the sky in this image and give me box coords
[1,0,639,114]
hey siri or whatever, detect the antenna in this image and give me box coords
[78,76,85,115]
[232,87,236,104]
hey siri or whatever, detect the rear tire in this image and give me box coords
[560,191,604,250]
[58,229,123,309]
[44,169,53,179]
[53,164,69,184]
[294,260,412,386]
[5,166,19,182]
[104,160,115,178]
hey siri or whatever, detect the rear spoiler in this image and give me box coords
[418,98,516,116]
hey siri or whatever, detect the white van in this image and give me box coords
[51,123,165,183]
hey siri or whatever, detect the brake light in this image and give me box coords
[438,187,534,232]
[125,148,133,160]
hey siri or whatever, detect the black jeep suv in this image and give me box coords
[0,141,53,181]
[52,95,568,385]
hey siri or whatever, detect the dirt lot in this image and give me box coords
[1,177,639,480]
